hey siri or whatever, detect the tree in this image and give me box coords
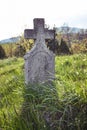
[0,45,6,59]
[60,39,70,54]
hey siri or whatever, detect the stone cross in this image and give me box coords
[24,18,54,41]
[24,18,55,84]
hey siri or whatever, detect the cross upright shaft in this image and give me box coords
[24,18,55,41]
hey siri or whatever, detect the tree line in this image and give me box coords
[0,33,87,59]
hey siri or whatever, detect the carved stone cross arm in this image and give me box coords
[24,29,36,39]
[44,29,55,40]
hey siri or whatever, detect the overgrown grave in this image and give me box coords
[22,18,58,129]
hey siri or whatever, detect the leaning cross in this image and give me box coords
[24,18,55,44]
[24,18,55,84]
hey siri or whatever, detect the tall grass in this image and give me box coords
[0,54,87,130]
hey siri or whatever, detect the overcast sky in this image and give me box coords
[0,0,87,40]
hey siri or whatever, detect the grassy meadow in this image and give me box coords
[0,54,87,130]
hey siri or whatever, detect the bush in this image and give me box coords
[47,39,70,55]
[47,39,59,53]
[71,43,87,54]
[0,45,6,59]
[59,39,71,54]
[13,44,26,57]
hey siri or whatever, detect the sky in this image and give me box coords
[0,0,87,40]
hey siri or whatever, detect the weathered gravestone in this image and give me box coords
[24,18,55,84]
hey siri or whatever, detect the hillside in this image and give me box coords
[0,36,20,44]
[0,54,87,130]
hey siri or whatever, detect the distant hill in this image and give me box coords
[0,36,20,44]
[56,26,87,34]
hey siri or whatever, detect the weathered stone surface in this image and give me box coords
[24,18,55,84]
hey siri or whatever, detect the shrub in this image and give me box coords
[47,38,70,55]
[0,45,6,59]
[71,43,87,54]
[47,39,59,53]
[60,38,71,54]
[13,44,26,57]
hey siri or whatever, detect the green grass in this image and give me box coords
[0,54,87,130]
